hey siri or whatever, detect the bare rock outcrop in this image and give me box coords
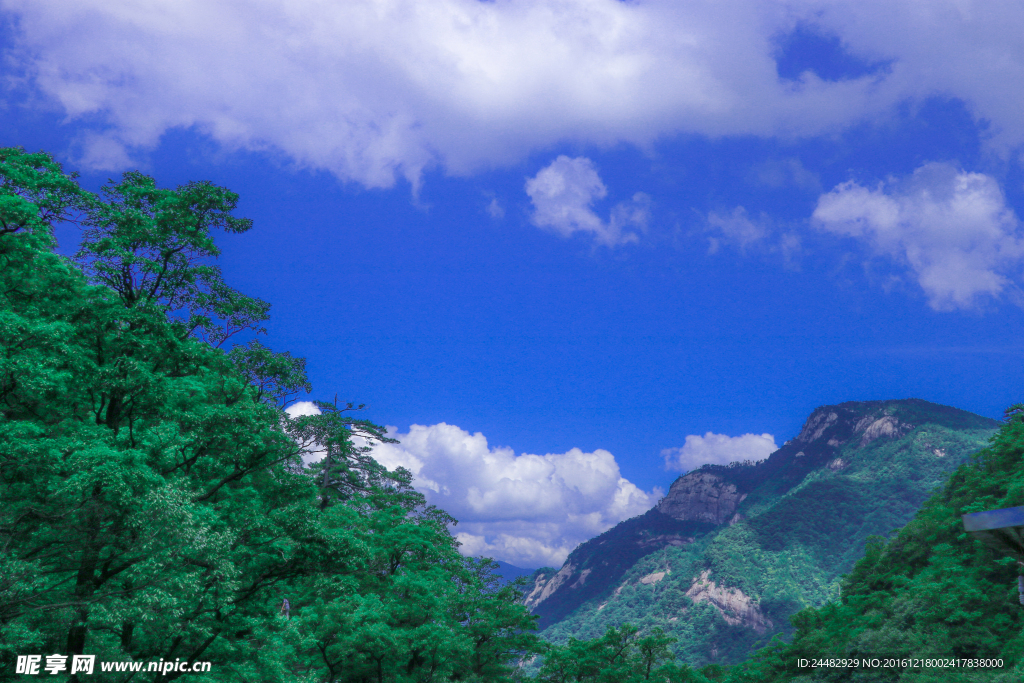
[855,414,912,447]
[794,404,914,452]
[569,568,592,589]
[639,571,667,585]
[797,410,839,443]
[685,570,772,634]
[523,564,575,611]
[656,472,746,524]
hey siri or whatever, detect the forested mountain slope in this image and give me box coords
[526,400,999,668]
[724,406,1024,682]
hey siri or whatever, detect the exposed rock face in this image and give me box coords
[656,472,746,524]
[569,568,592,589]
[797,410,839,443]
[523,564,575,611]
[685,570,772,634]
[857,415,907,447]
[639,571,667,585]
[794,405,913,451]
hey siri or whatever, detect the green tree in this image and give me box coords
[536,625,707,683]
[0,147,541,682]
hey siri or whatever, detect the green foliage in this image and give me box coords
[77,169,271,345]
[536,625,709,683]
[530,509,717,629]
[723,409,1024,682]
[537,407,996,672]
[0,148,541,682]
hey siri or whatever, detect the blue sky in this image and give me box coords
[4,1,1024,567]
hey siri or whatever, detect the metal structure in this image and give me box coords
[962,506,1024,605]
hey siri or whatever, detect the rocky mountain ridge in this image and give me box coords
[647,402,925,529]
[655,471,746,525]
[524,398,1000,664]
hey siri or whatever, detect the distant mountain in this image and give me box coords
[525,399,1000,667]
[490,560,538,584]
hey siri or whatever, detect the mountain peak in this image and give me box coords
[655,471,746,524]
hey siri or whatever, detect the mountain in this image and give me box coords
[491,561,539,584]
[525,399,1000,667]
[723,406,1024,682]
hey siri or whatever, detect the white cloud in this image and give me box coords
[9,1,1024,187]
[704,207,802,267]
[706,206,769,253]
[752,158,820,191]
[285,401,320,418]
[370,423,660,567]
[662,432,778,473]
[812,162,1024,310]
[281,408,658,566]
[525,156,648,245]
[485,197,504,219]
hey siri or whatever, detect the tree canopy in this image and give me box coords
[0,147,542,682]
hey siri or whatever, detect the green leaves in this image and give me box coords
[0,148,541,682]
[229,339,312,408]
[0,147,89,241]
[536,624,707,683]
[77,170,269,344]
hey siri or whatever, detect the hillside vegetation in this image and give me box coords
[531,401,999,670]
[720,408,1024,682]
[530,405,1024,681]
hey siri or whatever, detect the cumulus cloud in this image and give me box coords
[8,1,1024,186]
[282,406,657,566]
[525,156,649,245]
[812,162,1024,310]
[370,423,660,568]
[662,432,778,473]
